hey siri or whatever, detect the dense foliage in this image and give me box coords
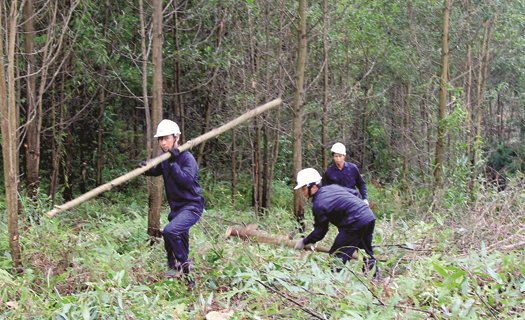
[1,173,525,318]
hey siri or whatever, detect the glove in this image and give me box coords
[169,147,180,158]
[363,199,369,206]
[294,238,305,250]
[137,161,147,168]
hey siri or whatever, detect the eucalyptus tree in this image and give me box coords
[0,0,21,268]
[148,0,164,237]
[292,0,307,224]
[433,0,451,186]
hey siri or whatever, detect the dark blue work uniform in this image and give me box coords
[303,184,378,275]
[323,162,367,200]
[145,150,205,273]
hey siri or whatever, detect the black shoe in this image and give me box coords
[186,279,195,291]
[184,274,195,290]
[163,269,182,278]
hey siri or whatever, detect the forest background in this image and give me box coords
[1,0,525,318]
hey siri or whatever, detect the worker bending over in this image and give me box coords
[294,168,380,279]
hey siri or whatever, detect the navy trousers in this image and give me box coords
[161,206,202,273]
[330,220,378,276]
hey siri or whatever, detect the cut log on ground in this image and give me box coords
[225,224,351,255]
[46,98,282,218]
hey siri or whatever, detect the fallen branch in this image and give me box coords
[254,279,324,320]
[225,224,391,262]
[225,224,331,253]
[45,98,282,218]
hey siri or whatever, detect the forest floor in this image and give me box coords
[1,178,525,319]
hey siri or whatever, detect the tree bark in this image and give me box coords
[147,0,164,238]
[171,1,184,141]
[96,0,110,186]
[50,57,68,203]
[197,99,211,166]
[473,19,495,167]
[433,0,451,187]
[293,0,308,228]
[0,0,21,268]
[361,48,370,173]
[23,0,40,198]
[230,128,237,209]
[261,0,272,211]
[321,0,329,173]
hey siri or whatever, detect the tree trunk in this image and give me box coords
[293,0,307,228]
[251,118,262,213]
[261,0,272,211]
[61,124,73,201]
[172,1,185,141]
[433,0,451,187]
[267,4,285,200]
[197,100,211,166]
[23,0,40,198]
[50,60,68,203]
[246,3,262,214]
[361,48,370,173]
[96,0,110,186]
[230,128,237,210]
[321,0,329,173]
[148,0,164,238]
[0,0,21,268]
[473,19,494,167]
[49,81,59,201]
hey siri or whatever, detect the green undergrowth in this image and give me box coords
[1,177,525,319]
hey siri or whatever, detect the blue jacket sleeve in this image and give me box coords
[303,220,329,245]
[355,170,368,199]
[163,153,198,186]
[303,203,330,245]
[322,167,334,186]
[144,160,164,177]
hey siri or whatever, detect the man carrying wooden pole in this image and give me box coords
[45,98,282,218]
[138,119,204,288]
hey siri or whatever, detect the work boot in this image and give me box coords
[163,268,183,278]
[184,274,195,291]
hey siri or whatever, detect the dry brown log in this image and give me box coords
[224,225,378,261]
[46,98,282,218]
[225,224,333,253]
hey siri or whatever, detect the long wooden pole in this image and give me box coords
[46,98,282,218]
[225,224,332,253]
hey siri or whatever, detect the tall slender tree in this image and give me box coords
[147,0,164,238]
[1,0,21,268]
[321,0,329,172]
[293,0,307,226]
[95,0,110,186]
[23,0,39,198]
[434,0,451,186]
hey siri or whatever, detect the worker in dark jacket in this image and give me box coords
[138,119,205,288]
[323,142,368,205]
[294,168,379,278]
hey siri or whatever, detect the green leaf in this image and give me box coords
[433,263,449,277]
[487,266,503,284]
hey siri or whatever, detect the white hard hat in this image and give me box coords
[331,142,346,155]
[294,168,322,190]
[154,119,181,138]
